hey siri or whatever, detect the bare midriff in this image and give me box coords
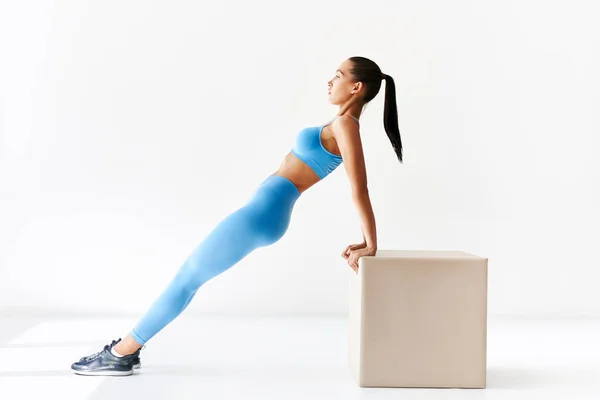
[271,124,341,195]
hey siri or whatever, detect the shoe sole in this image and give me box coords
[72,368,133,376]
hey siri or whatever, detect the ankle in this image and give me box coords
[113,342,135,356]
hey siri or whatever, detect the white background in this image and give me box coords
[1,0,598,317]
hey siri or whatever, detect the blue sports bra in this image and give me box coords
[290,115,360,180]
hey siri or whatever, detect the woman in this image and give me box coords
[71,56,403,376]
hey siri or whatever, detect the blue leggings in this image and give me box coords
[130,174,301,345]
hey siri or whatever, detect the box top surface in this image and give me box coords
[372,250,486,259]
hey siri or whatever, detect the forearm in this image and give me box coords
[352,190,377,249]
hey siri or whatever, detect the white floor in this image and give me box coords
[0,313,599,400]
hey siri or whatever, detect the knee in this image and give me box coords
[171,264,207,294]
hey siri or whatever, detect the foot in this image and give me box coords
[71,338,144,376]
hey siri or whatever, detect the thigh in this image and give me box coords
[178,185,294,283]
[186,205,263,271]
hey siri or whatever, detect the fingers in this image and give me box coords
[341,245,350,259]
[342,248,353,269]
[347,252,358,272]
[341,245,362,273]
[342,244,361,259]
[349,257,358,273]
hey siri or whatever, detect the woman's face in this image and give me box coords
[327,60,354,105]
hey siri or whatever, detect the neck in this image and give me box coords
[337,102,362,121]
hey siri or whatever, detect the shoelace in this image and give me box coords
[79,340,146,362]
[80,339,119,362]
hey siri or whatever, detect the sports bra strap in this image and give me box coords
[332,114,360,126]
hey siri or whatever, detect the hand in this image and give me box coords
[342,242,376,273]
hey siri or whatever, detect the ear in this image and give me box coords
[351,81,363,94]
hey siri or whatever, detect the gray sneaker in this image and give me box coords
[71,338,143,376]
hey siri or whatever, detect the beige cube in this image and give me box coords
[348,250,488,388]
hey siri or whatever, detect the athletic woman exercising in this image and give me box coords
[71,56,403,376]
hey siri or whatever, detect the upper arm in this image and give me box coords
[333,116,368,195]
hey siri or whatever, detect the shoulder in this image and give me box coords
[331,115,360,140]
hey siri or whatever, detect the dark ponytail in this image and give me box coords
[348,57,403,163]
[381,74,403,163]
